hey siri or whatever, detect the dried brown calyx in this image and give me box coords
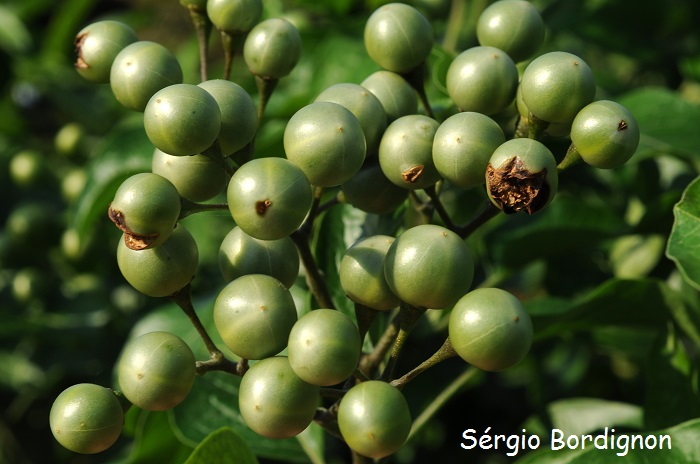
[108,205,158,250]
[74,32,88,70]
[256,199,272,216]
[486,156,549,215]
[402,165,424,184]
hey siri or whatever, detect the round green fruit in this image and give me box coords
[243,18,301,79]
[108,172,182,250]
[214,274,297,360]
[288,309,361,386]
[449,287,533,371]
[364,3,433,73]
[227,157,312,240]
[476,0,545,63]
[337,380,411,459]
[218,226,299,288]
[340,235,400,311]
[75,20,138,83]
[486,138,558,214]
[144,84,221,157]
[116,224,198,297]
[340,162,408,215]
[207,0,262,34]
[379,115,441,190]
[238,356,319,439]
[570,100,640,169]
[520,51,596,123]
[446,46,519,115]
[384,224,473,309]
[433,112,505,189]
[151,148,227,202]
[361,70,418,123]
[50,383,124,454]
[284,101,366,187]
[110,41,183,112]
[117,331,196,411]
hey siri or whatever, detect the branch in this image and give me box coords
[390,337,457,389]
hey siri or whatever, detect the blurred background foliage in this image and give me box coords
[1,0,700,463]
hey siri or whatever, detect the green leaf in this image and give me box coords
[666,175,700,291]
[184,427,258,464]
[0,6,32,54]
[70,115,152,250]
[114,410,193,464]
[617,88,700,161]
[547,398,643,436]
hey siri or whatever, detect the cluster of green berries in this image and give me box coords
[51,0,640,459]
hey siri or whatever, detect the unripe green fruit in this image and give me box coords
[198,79,258,157]
[379,115,441,190]
[74,20,138,83]
[117,331,196,411]
[520,51,596,123]
[446,46,519,115]
[238,357,319,439]
[50,383,124,454]
[151,148,227,202]
[110,41,183,112]
[61,168,88,203]
[315,83,387,155]
[214,274,297,360]
[486,138,558,214]
[449,288,533,371]
[227,157,313,240]
[337,380,411,459]
[570,100,640,169]
[108,172,182,250]
[207,0,262,34]
[361,70,418,123]
[364,3,433,73]
[433,112,506,189]
[284,102,366,187]
[244,18,301,79]
[287,309,362,386]
[218,226,299,288]
[144,84,221,157]
[117,224,198,297]
[341,163,408,215]
[384,224,474,309]
[9,149,48,188]
[340,235,400,311]
[12,267,50,304]
[515,85,573,138]
[55,122,86,158]
[476,0,545,63]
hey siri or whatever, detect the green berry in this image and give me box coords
[227,157,313,240]
[218,226,299,288]
[117,331,196,411]
[284,102,366,187]
[214,274,297,360]
[243,18,302,79]
[74,20,138,83]
[341,162,408,215]
[108,173,182,250]
[446,46,519,115]
[520,51,596,123]
[476,0,545,63]
[337,380,411,459]
[384,224,473,309]
[486,138,558,214]
[433,112,506,189]
[449,288,533,371]
[364,3,433,73]
[378,115,441,190]
[340,235,400,311]
[361,70,418,123]
[238,357,320,439]
[570,100,640,169]
[151,148,227,202]
[110,41,183,112]
[50,384,124,454]
[117,224,198,297]
[207,0,262,34]
[287,309,362,386]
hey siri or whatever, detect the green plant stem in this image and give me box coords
[558,143,583,172]
[381,303,427,381]
[220,30,245,80]
[391,338,457,389]
[201,140,235,177]
[255,75,279,123]
[359,311,400,376]
[408,365,480,442]
[354,303,379,344]
[527,112,550,140]
[352,452,371,464]
[167,284,239,376]
[185,5,211,82]
[290,231,335,310]
[456,201,501,238]
[313,404,343,440]
[409,190,434,224]
[401,62,434,119]
[514,116,529,139]
[424,184,457,232]
[178,198,228,220]
[297,186,324,237]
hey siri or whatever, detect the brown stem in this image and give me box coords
[401,62,434,119]
[381,303,427,381]
[424,184,457,232]
[255,75,279,123]
[359,312,400,376]
[354,303,379,345]
[185,6,211,82]
[220,31,245,81]
[290,230,335,309]
[456,201,501,238]
[391,338,457,389]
